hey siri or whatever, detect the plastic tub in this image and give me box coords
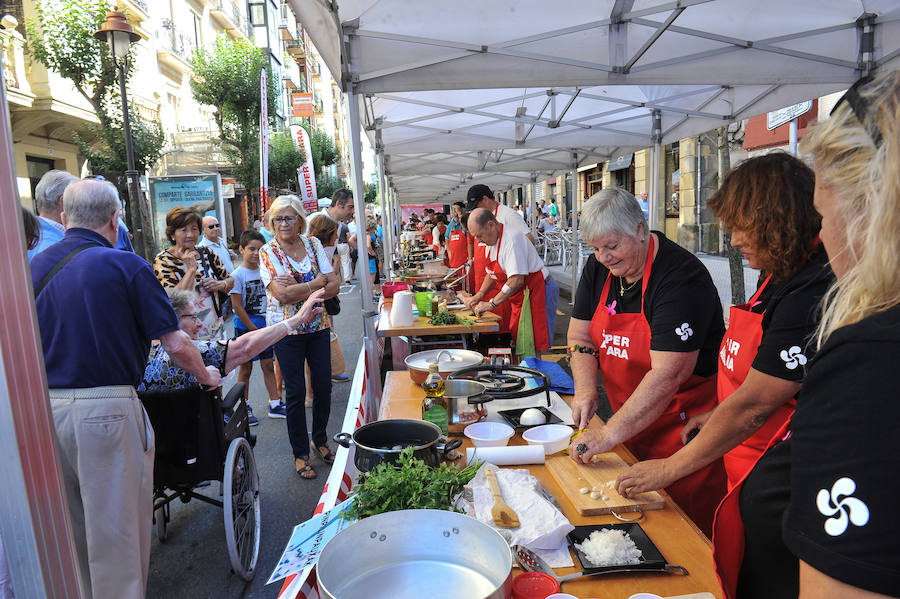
[382,281,408,298]
[464,422,515,448]
[415,291,433,315]
[522,424,574,455]
[511,571,559,599]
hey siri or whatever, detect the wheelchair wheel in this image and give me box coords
[223,437,260,581]
[155,503,168,542]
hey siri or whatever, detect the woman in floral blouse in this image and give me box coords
[259,195,341,479]
[153,206,233,341]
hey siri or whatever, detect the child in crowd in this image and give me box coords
[230,230,282,424]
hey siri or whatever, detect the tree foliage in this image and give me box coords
[316,173,347,200]
[27,0,164,256]
[268,132,304,190]
[191,35,276,192]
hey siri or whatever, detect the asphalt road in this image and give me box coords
[145,282,364,599]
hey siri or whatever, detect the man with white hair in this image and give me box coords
[198,214,235,273]
[28,169,79,260]
[31,179,221,599]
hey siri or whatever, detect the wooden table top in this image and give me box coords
[380,370,723,599]
[376,299,501,337]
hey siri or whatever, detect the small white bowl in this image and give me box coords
[464,422,515,447]
[522,424,573,455]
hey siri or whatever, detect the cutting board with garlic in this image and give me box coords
[545,452,666,516]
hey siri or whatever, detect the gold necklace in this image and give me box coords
[619,276,639,295]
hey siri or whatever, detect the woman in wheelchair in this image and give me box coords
[139,287,325,391]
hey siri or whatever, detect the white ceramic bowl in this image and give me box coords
[464,422,515,448]
[522,424,573,455]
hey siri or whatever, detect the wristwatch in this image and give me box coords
[489,299,498,308]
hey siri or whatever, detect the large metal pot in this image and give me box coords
[317,509,513,599]
[333,419,462,472]
[405,348,484,384]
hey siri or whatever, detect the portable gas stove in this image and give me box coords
[446,364,551,432]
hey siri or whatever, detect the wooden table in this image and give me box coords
[376,299,501,337]
[380,370,723,599]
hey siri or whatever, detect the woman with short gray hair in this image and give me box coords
[565,187,726,535]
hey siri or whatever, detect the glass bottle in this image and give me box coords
[422,363,448,434]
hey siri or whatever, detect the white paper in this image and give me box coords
[266,497,357,585]
[466,445,545,466]
[461,464,575,568]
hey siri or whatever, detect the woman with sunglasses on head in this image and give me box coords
[258,195,341,480]
[775,72,900,599]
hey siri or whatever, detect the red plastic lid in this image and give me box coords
[512,571,560,598]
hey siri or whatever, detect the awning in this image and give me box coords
[607,153,634,172]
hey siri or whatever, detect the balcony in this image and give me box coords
[1,20,35,108]
[118,0,150,22]
[285,38,305,59]
[279,4,298,41]
[156,24,195,74]
[210,0,250,40]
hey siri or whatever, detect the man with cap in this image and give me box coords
[464,208,550,351]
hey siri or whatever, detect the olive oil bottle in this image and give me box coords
[422,363,448,434]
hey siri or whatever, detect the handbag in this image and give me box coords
[198,248,229,315]
[324,295,341,315]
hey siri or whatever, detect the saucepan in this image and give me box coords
[333,419,462,473]
[318,509,514,599]
[405,348,484,385]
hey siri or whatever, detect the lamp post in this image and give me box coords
[93,8,152,259]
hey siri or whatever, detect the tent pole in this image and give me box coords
[0,64,85,598]
[649,109,662,232]
[345,90,382,407]
[570,153,579,304]
[530,174,538,239]
[376,148,393,277]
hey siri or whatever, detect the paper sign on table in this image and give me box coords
[266,497,357,585]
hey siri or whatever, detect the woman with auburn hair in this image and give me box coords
[616,153,834,599]
[777,72,900,598]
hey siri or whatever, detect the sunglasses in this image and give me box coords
[831,75,883,148]
[207,224,221,229]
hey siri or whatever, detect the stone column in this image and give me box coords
[677,133,720,253]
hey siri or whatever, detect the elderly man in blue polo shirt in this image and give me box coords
[31,179,222,599]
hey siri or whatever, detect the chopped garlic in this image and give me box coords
[590,491,602,499]
[580,487,590,494]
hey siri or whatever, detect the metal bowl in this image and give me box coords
[405,349,484,384]
[317,509,513,599]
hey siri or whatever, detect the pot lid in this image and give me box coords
[405,349,483,372]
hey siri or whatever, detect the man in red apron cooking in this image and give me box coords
[464,208,550,352]
[566,188,727,536]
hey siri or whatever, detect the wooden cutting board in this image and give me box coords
[545,452,666,516]
[666,594,717,599]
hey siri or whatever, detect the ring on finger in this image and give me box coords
[575,443,588,454]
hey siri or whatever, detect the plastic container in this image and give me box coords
[381,281,408,298]
[522,424,574,455]
[511,571,559,599]
[415,291,433,316]
[463,422,515,448]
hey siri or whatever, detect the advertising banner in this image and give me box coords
[290,125,319,214]
[292,92,314,118]
[260,69,269,211]
[148,174,224,251]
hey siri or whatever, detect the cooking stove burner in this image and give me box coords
[473,373,526,392]
[449,364,551,405]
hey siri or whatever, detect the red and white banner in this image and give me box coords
[290,125,319,215]
[259,69,269,212]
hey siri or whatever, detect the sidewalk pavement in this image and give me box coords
[548,253,760,318]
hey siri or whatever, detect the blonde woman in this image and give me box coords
[729,72,900,599]
[259,195,341,479]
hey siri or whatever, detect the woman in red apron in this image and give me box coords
[566,188,728,535]
[609,154,831,597]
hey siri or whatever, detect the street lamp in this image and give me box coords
[93,8,151,258]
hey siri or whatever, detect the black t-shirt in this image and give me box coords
[572,232,725,376]
[748,244,834,380]
[737,434,797,599]
[782,305,900,596]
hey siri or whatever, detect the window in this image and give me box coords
[249,1,265,26]
[26,156,55,212]
[192,13,201,51]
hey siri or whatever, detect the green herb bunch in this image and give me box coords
[428,312,474,327]
[342,447,481,520]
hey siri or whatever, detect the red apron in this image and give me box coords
[589,236,726,535]
[712,421,791,599]
[423,229,433,246]
[717,274,796,488]
[484,225,549,349]
[447,228,468,268]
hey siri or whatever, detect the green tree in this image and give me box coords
[191,35,276,194]
[27,0,164,257]
[268,132,304,190]
[316,173,347,200]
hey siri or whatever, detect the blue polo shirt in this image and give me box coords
[31,228,179,388]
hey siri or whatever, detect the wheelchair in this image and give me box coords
[138,381,261,581]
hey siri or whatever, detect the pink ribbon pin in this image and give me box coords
[605,300,617,316]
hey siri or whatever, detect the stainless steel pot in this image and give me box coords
[317,509,513,599]
[405,348,484,384]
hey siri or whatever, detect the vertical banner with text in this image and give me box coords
[260,70,269,212]
[290,125,319,214]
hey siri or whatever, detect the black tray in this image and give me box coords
[567,523,667,573]
[497,406,562,428]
